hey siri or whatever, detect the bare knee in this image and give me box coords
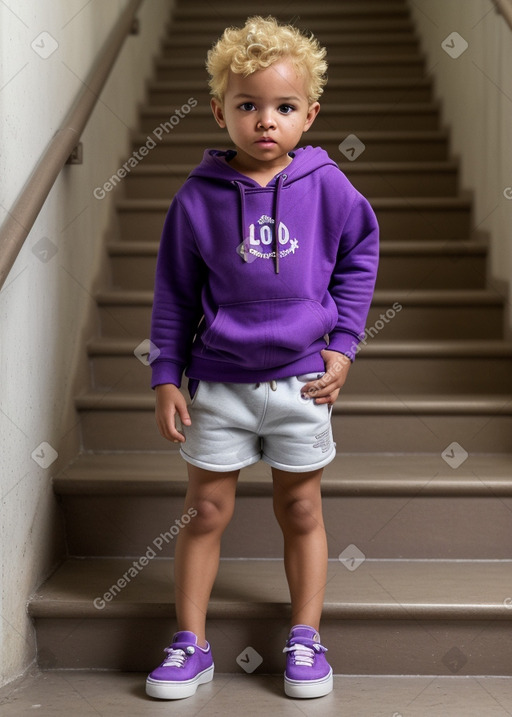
[274,496,323,536]
[186,497,233,535]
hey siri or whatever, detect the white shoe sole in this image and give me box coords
[146,664,214,700]
[284,668,333,699]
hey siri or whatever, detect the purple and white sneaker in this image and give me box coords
[146,631,214,700]
[283,624,333,698]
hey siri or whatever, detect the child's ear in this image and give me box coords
[211,98,226,128]
[303,102,320,132]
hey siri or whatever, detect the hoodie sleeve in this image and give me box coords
[327,187,379,361]
[149,195,206,388]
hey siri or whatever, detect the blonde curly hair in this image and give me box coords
[206,16,328,105]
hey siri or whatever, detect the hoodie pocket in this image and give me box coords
[200,297,338,369]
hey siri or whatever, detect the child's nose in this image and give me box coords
[257,112,276,130]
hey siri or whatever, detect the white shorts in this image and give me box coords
[180,374,336,473]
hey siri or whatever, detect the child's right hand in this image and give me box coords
[154,384,192,443]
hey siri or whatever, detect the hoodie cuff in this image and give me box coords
[326,332,362,362]
[151,360,184,389]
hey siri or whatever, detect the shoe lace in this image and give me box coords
[283,642,326,666]
[162,645,195,668]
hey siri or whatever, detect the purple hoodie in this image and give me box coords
[150,146,379,388]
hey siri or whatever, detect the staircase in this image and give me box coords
[30,0,512,678]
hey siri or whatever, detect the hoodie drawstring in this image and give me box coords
[273,173,286,274]
[233,174,287,274]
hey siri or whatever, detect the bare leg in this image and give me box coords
[272,468,327,631]
[173,464,239,646]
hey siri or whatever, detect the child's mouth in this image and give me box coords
[257,138,276,145]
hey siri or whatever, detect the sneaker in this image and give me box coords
[283,624,333,698]
[146,631,214,700]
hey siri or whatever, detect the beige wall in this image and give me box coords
[0,0,173,687]
[409,0,512,328]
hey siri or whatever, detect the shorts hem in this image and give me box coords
[180,448,261,473]
[262,445,337,473]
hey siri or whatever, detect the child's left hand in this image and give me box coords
[301,349,351,405]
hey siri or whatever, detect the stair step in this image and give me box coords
[170,19,416,35]
[147,77,432,106]
[130,129,448,165]
[55,453,512,559]
[107,239,486,291]
[88,338,512,394]
[75,391,512,452]
[123,158,457,198]
[161,34,420,59]
[116,193,469,242]
[139,102,442,133]
[154,55,427,82]
[29,557,512,674]
[173,1,410,18]
[95,288,503,341]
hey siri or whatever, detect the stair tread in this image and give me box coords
[156,55,422,68]
[117,196,468,209]
[29,557,512,619]
[127,159,457,174]
[87,337,512,357]
[132,130,448,144]
[107,239,485,256]
[162,33,419,47]
[173,3,410,17]
[148,78,428,90]
[55,452,512,496]
[75,392,512,414]
[95,288,504,305]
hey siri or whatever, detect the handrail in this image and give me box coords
[494,0,512,31]
[0,0,143,290]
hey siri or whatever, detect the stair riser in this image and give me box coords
[154,61,425,83]
[148,85,432,106]
[89,355,512,394]
[116,204,466,242]
[61,492,512,560]
[138,109,440,133]
[175,1,410,14]
[168,20,416,34]
[78,409,512,452]
[108,252,485,292]
[123,166,457,198]
[162,38,420,59]
[128,138,447,164]
[108,251,485,291]
[32,614,512,675]
[97,303,503,340]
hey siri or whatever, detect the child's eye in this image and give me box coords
[239,102,256,111]
[279,104,295,114]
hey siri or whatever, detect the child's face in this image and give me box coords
[211,58,320,174]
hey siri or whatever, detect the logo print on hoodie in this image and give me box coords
[244,215,299,260]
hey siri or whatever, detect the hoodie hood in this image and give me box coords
[188,147,339,273]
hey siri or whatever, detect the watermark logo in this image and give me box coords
[339,543,366,571]
[442,646,468,673]
[31,31,59,59]
[441,441,468,469]
[31,441,58,469]
[339,133,366,161]
[134,339,160,366]
[441,32,468,59]
[32,237,58,264]
[504,187,512,200]
[236,646,263,673]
